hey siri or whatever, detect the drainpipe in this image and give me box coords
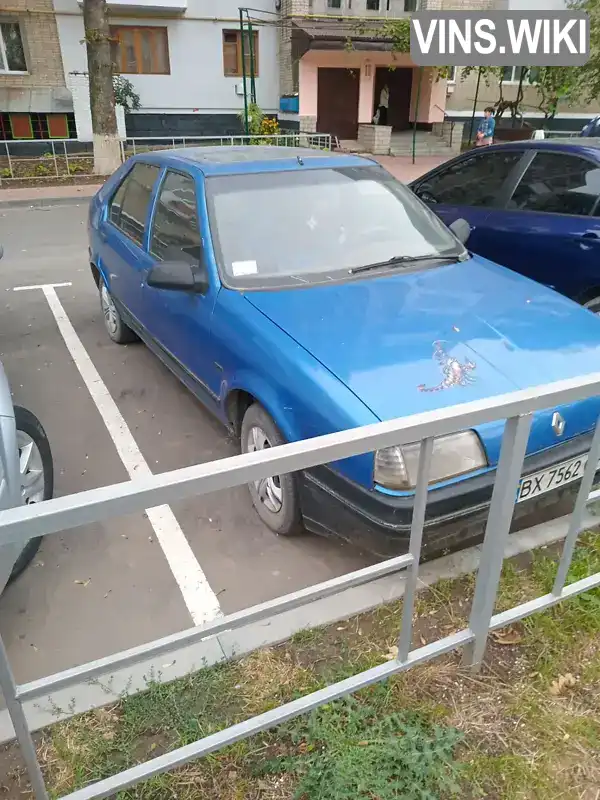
[468,67,482,146]
[240,8,249,135]
[247,14,257,106]
[412,67,424,165]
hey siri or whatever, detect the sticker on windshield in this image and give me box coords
[232,260,258,276]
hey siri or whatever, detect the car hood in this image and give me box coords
[245,256,600,460]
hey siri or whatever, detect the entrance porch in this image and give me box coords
[296,50,448,153]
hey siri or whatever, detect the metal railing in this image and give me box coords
[0,133,332,184]
[1,373,600,799]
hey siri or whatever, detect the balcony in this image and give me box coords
[77,0,186,14]
[306,0,418,16]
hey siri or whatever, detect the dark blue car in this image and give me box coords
[411,139,600,312]
[88,147,600,557]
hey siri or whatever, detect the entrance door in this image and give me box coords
[317,67,360,140]
[374,67,413,131]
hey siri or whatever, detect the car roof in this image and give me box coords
[131,146,375,176]
[477,138,600,158]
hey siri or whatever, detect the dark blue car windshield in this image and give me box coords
[205,165,464,289]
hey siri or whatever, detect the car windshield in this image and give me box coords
[205,165,465,289]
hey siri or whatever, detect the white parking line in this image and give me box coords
[13,283,222,626]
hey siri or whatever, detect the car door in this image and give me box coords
[476,150,600,300]
[99,161,161,322]
[144,169,222,407]
[411,148,526,253]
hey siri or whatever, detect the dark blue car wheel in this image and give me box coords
[241,404,303,537]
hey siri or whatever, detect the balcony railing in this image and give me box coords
[306,0,418,17]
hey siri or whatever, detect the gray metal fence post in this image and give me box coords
[5,141,13,178]
[63,141,69,175]
[397,437,433,661]
[553,417,600,595]
[462,413,532,667]
[0,633,49,799]
[51,141,59,177]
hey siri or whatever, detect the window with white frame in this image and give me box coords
[0,21,27,73]
[448,66,457,82]
[502,66,540,84]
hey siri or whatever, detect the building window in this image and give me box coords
[502,66,539,84]
[327,0,342,8]
[448,66,457,82]
[404,0,419,10]
[0,21,27,73]
[222,30,259,77]
[0,112,77,141]
[366,0,380,9]
[110,26,170,75]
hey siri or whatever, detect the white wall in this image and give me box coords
[53,0,279,115]
[507,1,567,9]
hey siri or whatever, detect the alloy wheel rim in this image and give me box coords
[101,285,119,336]
[17,430,45,504]
[246,426,283,514]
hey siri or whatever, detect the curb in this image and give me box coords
[0,194,98,211]
[1,509,596,745]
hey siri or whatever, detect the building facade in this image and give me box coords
[52,0,279,139]
[0,0,74,141]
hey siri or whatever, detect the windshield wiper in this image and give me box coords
[350,252,461,275]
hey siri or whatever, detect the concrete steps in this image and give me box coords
[390,132,456,157]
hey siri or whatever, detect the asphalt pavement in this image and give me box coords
[0,203,371,687]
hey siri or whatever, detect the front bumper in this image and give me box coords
[299,433,600,558]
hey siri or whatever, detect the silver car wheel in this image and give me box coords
[101,284,119,336]
[17,430,45,504]
[246,425,283,514]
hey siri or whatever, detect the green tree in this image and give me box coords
[83,0,121,175]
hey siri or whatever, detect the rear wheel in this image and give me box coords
[9,406,54,582]
[100,281,137,344]
[240,404,303,537]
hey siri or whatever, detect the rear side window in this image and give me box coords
[149,170,201,264]
[109,163,161,246]
[509,152,600,216]
[419,150,522,207]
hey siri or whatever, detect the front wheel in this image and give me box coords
[9,406,54,582]
[240,404,304,537]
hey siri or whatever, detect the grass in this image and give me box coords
[1,532,600,799]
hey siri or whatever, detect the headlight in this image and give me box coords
[374,431,487,490]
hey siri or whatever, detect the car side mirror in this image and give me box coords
[448,218,471,245]
[147,260,208,294]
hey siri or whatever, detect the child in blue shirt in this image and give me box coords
[476,107,495,146]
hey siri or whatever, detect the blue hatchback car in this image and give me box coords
[88,147,600,556]
[411,139,600,312]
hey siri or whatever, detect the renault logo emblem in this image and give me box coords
[552,412,566,437]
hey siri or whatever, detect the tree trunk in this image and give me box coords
[83,0,121,175]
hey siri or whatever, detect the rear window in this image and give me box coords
[109,163,161,246]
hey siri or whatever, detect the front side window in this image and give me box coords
[109,163,161,247]
[206,165,465,290]
[150,171,202,264]
[110,26,170,75]
[419,150,523,207]
[509,152,600,217]
[0,22,27,73]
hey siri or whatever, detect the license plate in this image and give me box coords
[516,454,588,503]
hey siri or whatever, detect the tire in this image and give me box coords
[8,406,54,583]
[99,279,138,344]
[584,296,600,315]
[240,403,304,537]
